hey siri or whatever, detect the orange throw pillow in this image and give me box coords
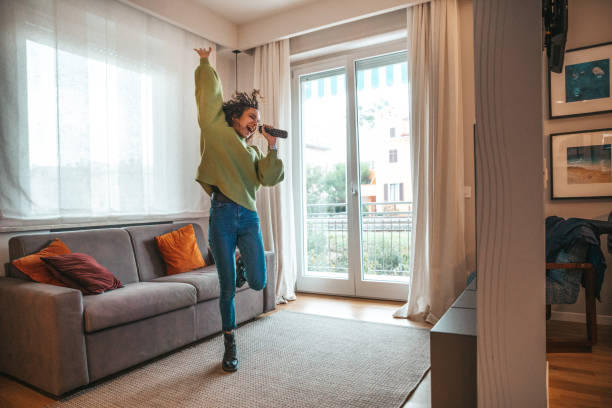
[155,225,206,275]
[11,239,71,286]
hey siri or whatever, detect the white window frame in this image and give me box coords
[290,39,409,301]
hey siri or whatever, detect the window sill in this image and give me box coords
[0,212,209,233]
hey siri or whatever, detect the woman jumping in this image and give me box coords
[193,47,284,372]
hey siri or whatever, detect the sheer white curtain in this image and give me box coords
[394,0,467,324]
[0,0,209,227]
[252,40,297,303]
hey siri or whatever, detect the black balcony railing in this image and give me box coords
[306,201,412,279]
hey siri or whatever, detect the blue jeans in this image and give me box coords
[208,199,267,332]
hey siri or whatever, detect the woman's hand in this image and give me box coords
[260,125,277,148]
[194,47,212,58]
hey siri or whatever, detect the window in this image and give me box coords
[0,0,208,224]
[293,48,412,298]
[389,149,398,163]
[383,183,402,202]
[388,183,401,201]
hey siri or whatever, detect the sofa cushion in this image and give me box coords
[9,229,140,284]
[155,224,206,275]
[11,238,71,286]
[126,223,208,282]
[45,259,87,292]
[83,282,196,332]
[151,265,249,302]
[42,253,123,295]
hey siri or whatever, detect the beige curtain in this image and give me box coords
[252,40,297,303]
[0,0,210,224]
[394,0,467,324]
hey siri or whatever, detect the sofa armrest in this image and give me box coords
[263,251,277,313]
[0,278,89,396]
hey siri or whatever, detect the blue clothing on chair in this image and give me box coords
[545,216,611,301]
[546,247,584,305]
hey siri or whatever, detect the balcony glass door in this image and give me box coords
[294,62,355,296]
[292,47,410,300]
[354,52,411,299]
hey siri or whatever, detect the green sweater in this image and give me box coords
[194,57,284,211]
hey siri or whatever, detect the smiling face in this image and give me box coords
[232,108,259,139]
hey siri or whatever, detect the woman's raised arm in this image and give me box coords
[194,46,223,143]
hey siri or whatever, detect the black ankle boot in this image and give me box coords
[236,256,247,288]
[222,332,238,372]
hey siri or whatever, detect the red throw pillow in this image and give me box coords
[41,253,123,295]
[46,264,85,292]
[11,239,71,286]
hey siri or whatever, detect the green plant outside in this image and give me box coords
[306,227,410,277]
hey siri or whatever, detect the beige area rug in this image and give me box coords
[48,311,430,408]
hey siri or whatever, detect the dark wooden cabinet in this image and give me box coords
[430,281,477,407]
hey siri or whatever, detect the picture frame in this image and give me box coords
[549,41,612,119]
[550,128,612,200]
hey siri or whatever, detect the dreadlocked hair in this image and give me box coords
[222,89,261,127]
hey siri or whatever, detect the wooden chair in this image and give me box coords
[546,262,597,353]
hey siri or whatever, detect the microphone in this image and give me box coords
[258,125,288,139]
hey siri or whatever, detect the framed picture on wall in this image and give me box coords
[550,128,612,199]
[549,41,612,119]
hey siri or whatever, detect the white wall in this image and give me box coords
[0,232,19,276]
[238,0,424,50]
[237,51,255,94]
[216,47,237,98]
[459,0,476,274]
[475,0,547,405]
[119,0,426,51]
[118,0,237,47]
[289,9,407,61]
[215,46,254,95]
[544,0,612,318]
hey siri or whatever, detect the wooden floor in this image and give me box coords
[546,319,612,408]
[1,293,611,407]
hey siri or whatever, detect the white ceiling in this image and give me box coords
[124,0,413,49]
[193,0,320,25]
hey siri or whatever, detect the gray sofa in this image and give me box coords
[0,222,276,396]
